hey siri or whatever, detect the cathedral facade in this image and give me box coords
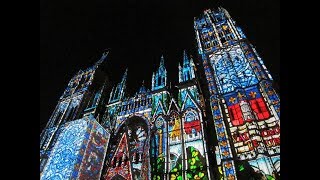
[40,8,280,180]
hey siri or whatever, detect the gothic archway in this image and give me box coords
[111,174,126,180]
[101,116,150,180]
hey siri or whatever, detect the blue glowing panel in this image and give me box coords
[152,116,167,178]
[222,161,236,179]
[41,119,88,180]
[236,26,246,39]
[211,53,238,93]
[41,117,109,180]
[248,155,275,177]
[155,102,165,116]
[210,47,259,94]
[228,48,259,87]
[183,95,197,110]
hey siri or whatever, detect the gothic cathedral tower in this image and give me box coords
[40,50,112,178]
[40,7,280,180]
[194,7,280,179]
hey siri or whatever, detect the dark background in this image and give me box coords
[40,0,280,132]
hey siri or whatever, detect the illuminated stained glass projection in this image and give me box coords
[248,86,280,155]
[198,21,220,52]
[222,85,279,177]
[261,80,280,118]
[62,67,95,98]
[103,116,150,180]
[41,120,87,180]
[183,110,209,180]
[209,46,259,94]
[151,115,167,180]
[224,86,279,150]
[179,86,200,110]
[40,126,61,172]
[40,126,58,153]
[78,120,110,179]
[194,7,280,179]
[39,7,281,180]
[167,111,183,180]
[211,97,236,180]
[129,124,149,179]
[152,92,168,116]
[224,91,259,159]
[152,55,167,91]
[197,55,236,179]
[41,116,109,180]
[151,75,211,180]
[105,133,132,180]
[239,42,269,81]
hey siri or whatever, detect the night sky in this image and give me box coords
[40,0,280,132]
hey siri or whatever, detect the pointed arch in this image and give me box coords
[104,133,132,180]
[167,98,180,115]
[102,116,150,180]
[181,91,200,111]
[153,101,166,118]
[111,174,126,180]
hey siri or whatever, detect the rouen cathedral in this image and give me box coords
[40,7,280,180]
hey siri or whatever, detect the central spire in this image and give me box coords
[183,50,190,66]
[95,48,110,67]
[160,55,165,67]
[122,68,128,83]
[152,55,167,91]
[109,68,128,103]
[137,80,148,95]
[179,50,196,83]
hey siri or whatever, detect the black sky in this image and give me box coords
[40,0,280,132]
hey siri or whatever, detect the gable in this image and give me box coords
[167,98,180,114]
[181,91,199,111]
[154,101,166,117]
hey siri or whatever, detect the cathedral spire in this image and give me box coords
[137,80,148,95]
[121,68,128,83]
[152,55,167,91]
[152,72,155,90]
[108,86,115,103]
[183,50,190,66]
[109,68,127,103]
[179,62,183,83]
[95,48,110,67]
[190,56,196,77]
[179,51,195,83]
[119,68,128,98]
[160,55,165,67]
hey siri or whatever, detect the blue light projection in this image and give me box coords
[41,116,110,180]
[210,47,259,94]
[41,119,88,180]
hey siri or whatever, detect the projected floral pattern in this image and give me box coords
[41,118,109,180]
[41,119,88,180]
